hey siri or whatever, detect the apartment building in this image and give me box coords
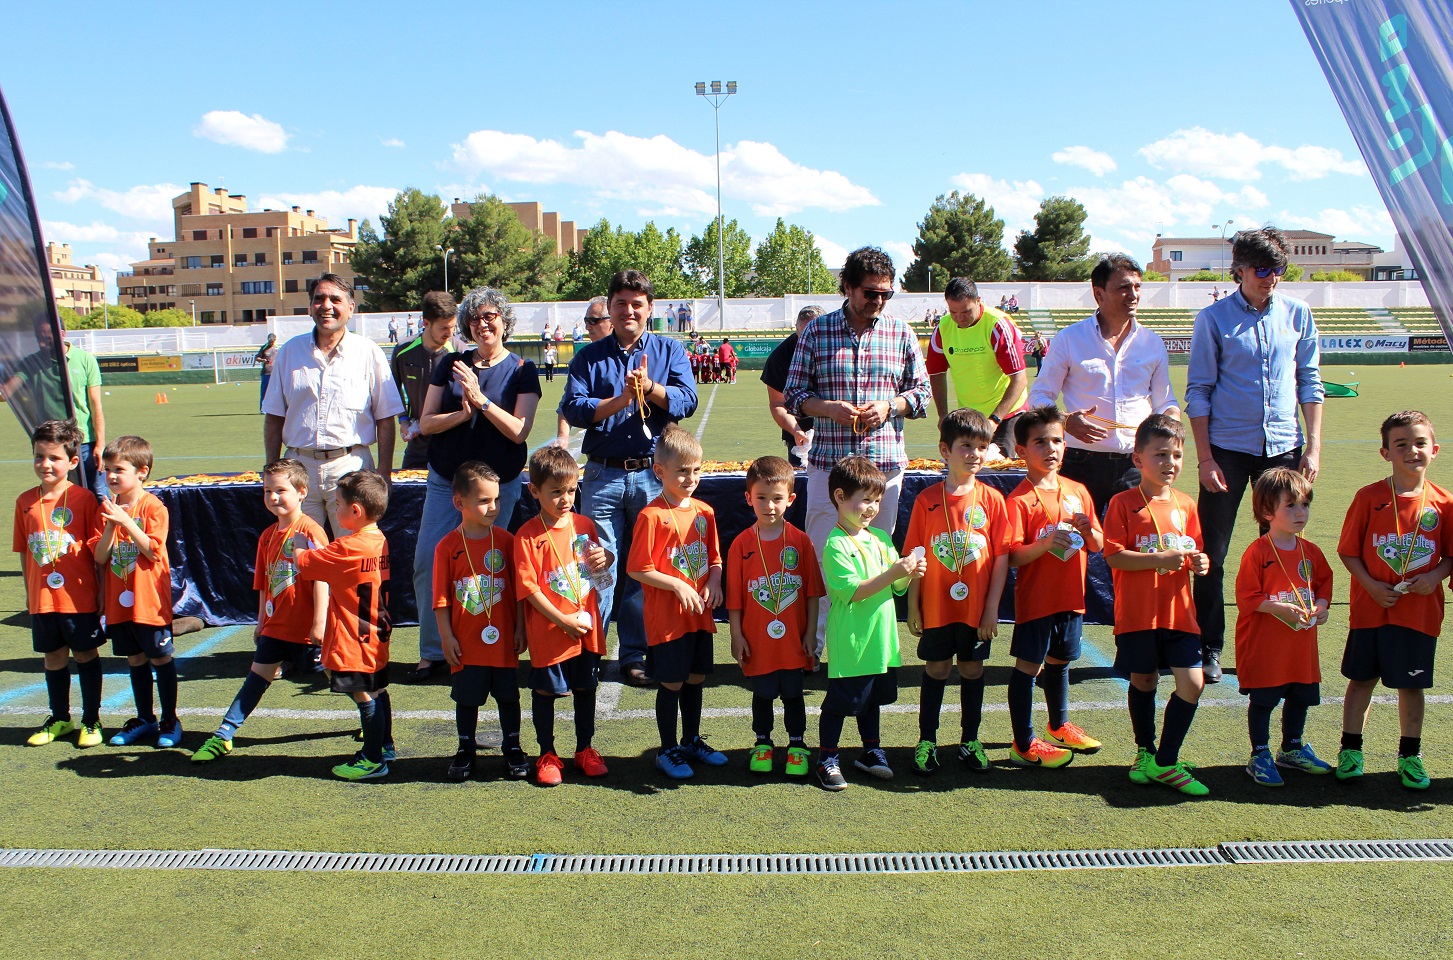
[46,242,107,314]
[448,198,587,255]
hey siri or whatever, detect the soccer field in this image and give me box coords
[2,363,1452,959]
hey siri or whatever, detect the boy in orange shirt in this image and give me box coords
[628,424,725,780]
[904,408,1010,776]
[95,436,180,749]
[515,446,613,786]
[293,470,394,781]
[1336,410,1453,791]
[1006,406,1104,769]
[433,461,525,782]
[15,420,105,748]
[1234,467,1335,787]
[1103,415,1212,796]
[726,455,824,777]
[191,459,329,762]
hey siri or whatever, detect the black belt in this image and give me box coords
[1071,449,1133,460]
[588,454,654,471]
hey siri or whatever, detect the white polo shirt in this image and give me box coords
[262,329,404,450]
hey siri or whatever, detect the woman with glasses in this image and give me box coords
[1186,226,1325,683]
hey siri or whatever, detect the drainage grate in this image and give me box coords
[1222,839,1453,865]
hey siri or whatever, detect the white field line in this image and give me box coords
[694,384,720,441]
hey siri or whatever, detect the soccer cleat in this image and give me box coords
[536,751,564,787]
[913,740,940,777]
[504,745,531,780]
[190,735,233,763]
[1335,748,1364,781]
[655,746,694,780]
[447,750,476,782]
[854,747,893,780]
[381,743,397,763]
[156,718,183,749]
[332,755,388,781]
[1399,754,1431,791]
[1147,759,1210,796]
[573,747,609,778]
[681,736,729,767]
[108,717,158,746]
[749,742,775,774]
[816,755,848,791]
[1276,742,1332,775]
[1010,738,1074,769]
[77,723,104,749]
[1045,722,1102,753]
[26,716,77,746]
[1128,747,1154,784]
[957,740,991,773]
[785,746,811,777]
[1246,749,1284,787]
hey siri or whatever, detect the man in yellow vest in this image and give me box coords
[926,277,1029,450]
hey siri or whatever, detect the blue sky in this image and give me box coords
[2,0,1397,290]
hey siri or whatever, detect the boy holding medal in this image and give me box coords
[726,455,825,776]
[904,408,1010,776]
[1335,411,1453,790]
[1006,406,1104,769]
[1234,467,1335,787]
[16,420,105,748]
[1103,415,1212,795]
[191,459,328,762]
[514,445,613,786]
[627,424,726,780]
[95,436,181,749]
[432,461,526,782]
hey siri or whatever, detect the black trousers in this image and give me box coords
[1059,448,1140,520]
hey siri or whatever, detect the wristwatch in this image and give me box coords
[988,414,1002,426]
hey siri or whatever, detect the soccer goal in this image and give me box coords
[213,347,264,383]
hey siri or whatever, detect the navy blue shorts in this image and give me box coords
[917,623,989,664]
[1242,682,1321,709]
[254,634,310,665]
[108,621,174,659]
[822,668,898,716]
[31,612,105,655]
[1113,629,1201,678]
[647,630,714,685]
[1010,611,1083,664]
[530,651,602,696]
[330,666,390,694]
[1342,625,1437,689]
[750,668,807,700]
[451,664,520,706]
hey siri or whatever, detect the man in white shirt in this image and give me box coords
[263,273,404,529]
[1028,254,1179,514]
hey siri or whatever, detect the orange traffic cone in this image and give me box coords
[1400,361,1406,368]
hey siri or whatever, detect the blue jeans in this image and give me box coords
[259,373,271,412]
[413,467,523,662]
[76,442,108,499]
[579,462,661,667]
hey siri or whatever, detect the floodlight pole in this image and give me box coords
[1214,220,1233,276]
[695,80,737,329]
[436,244,454,294]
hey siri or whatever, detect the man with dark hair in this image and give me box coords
[926,276,1028,451]
[1187,226,1323,682]
[555,296,612,447]
[562,270,698,686]
[762,304,824,467]
[391,291,458,469]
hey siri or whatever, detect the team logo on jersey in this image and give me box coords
[483,548,506,574]
[968,506,987,529]
[27,530,73,567]
[932,529,987,569]
[781,546,799,570]
[546,563,592,605]
[49,506,73,528]
[110,540,140,580]
[1136,533,1181,553]
[1297,559,1314,581]
[672,540,709,582]
[1374,531,1434,576]
[1419,507,1439,531]
[750,571,802,615]
[695,515,708,538]
[268,558,299,597]
[455,574,503,616]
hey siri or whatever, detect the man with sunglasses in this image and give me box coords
[1186,226,1324,682]
[554,297,611,447]
[926,277,1028,452]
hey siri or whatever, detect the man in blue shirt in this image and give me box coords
[562,270,698,686]
[1186,227,1324,682]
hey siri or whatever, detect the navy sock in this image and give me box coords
[218,671,272,740]
[1400,736,1421,758]
[1128,686,1157,751]
[375,689,393,746]
[76,658,102,727]
[960,674,985,743]
[129,663,155,722]
[918,674,947,741]
[656,686,680,749]
[153,660,178,723]
[533,692,557,755]
[751,696,774,740]
[1155,693,1198,767]
[455,703,478,750]
[856,704,881,745]
[782,696,807,742]
[356,697,381,763]
[1341,731,1363,752]
[819,710,846,752]
[1247,701,1273,751]
[497,697,522,746]
[679,682,704,745]
[1280,700,1309,752]
[573,687,596,751]
[1007,668,1036,752]
[44,667,71,722]
[1040,660,1070,731]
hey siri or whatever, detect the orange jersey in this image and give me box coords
[1234,536,1333,688]
[725,523,825,676]
[13,483,101,615]
[903,480,1010,630]
[102,491,172,626]
[296,525,390,674]
[513,513,606,666]
[1006,477,1101,622]
[432,527,519,670]
[628,497,721,646]
[1102,487,1202,635]
[1337,479,1453,636]
[252,516,329,644]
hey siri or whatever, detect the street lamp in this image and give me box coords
[189,299,196,326]
[695,79,737,328]
[435,244,455,293]
[804,230,813,295]
[1213,220,1233,276]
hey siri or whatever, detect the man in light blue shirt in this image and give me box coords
[1186,227,1324,682]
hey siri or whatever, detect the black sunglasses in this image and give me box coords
[1253,265,1288,279]
[584,315,605,325]
[859,288,895,302]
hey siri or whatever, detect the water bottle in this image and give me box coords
[791,428,813,463]
[586,539,614,593]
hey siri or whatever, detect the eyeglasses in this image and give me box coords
[584,315,606,326]
[470,311,502,324]
[858,287,895,302]
[1253,265,1288,279]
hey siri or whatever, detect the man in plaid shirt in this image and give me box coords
[784,246,930,655]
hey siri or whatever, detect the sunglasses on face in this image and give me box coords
[1252,265,1288,279]
[584,316,605,325]
[470,311,503,325]
[859,287,895,302]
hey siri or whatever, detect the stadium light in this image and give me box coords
[1214,220,1233,276]
[435,244,455,293]
[695,79,738,329]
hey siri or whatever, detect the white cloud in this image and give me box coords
[813,236,849,271]
[381,137,405,148]
[42,160,75,171]
[1139,127,1366,181]
[948,172,1045,236]
[1052,145,1117,177]
[256,185,400,225]
[450,129,877,218]
[1072,174,1268,237]
[41,220,156,273]
[52,179,183,223]
[1277,204,1395,241]
[193,110,290,153]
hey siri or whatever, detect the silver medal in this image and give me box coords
[119,589,135,608]
[767,619,787,639]
[46,571,65,589]
[265,599,274,618]
[950,582,970,602]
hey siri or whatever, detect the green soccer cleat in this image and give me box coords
[332,756,388,781]
[76,723,104,749]
[785,746,811,777]
[957,741,990,773]
[191,735,233,763]
[26,716,77,746]
[1128,747,1154,784]
[1335,748,1364,781]
[1398,754,1431,791]
[749,742,774,774]
[1276,742,1332,775]
[913,739,940,776]
[1146,759,1210,797]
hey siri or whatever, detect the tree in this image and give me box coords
[684,218,753,298]
[83,304,144,328]
[143,307,194,327]
[451,194,564,301]
[348,189,451,310]
[1180,270,1231,282]
[1142,268,1167,281]
[751,219,837,297]
[902,191,1011,292]
[1013,196,1095,281]
[57,306,90,329]
[560,220,704,301]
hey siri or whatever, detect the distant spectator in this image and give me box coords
[1005,294,1019,313]
[406,315,416,338]
[763,304,824,466]
[391,291,458,469]
[254,333,277,413]
[542,343,558,382]
[555,296,611,446]
[999,295,1009,310]
[716,337,738,383]
[388,317,399,343]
